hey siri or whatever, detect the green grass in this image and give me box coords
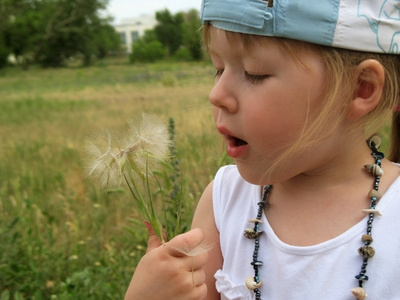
[0,58,230,299]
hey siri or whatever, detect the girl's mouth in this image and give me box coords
[229,136,248,146]
[216,127,248,158]
[226,136,248,158]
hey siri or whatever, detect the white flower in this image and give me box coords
[85,114,170,188]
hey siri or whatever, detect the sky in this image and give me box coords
[105,0,202,24]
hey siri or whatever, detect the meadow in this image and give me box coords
[0,58,231,299]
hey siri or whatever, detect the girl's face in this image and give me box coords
[209,28,330,184]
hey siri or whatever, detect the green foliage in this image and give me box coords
[128,9,203,63]
[152,9,203,61]
[92,24,123,59]
[1,5,204,68]
[0,0,121,68]
[174,47,192,61]
[141,29,158,43]
[156,118,191,239]
[182,9,203,61]
[130,40,166,63]
[154,10,184,56]
[0,36,11,68]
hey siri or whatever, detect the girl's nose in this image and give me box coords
[209,74,238,114]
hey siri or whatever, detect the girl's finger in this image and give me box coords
[165,228,205,258]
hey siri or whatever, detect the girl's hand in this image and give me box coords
[124,223,208,300]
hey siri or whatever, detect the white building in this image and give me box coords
[113,14,157,53]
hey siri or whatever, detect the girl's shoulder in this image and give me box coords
[213,165,260,221]
[214,165,256,198]
[214,164,246,186]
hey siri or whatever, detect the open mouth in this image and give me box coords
[224,135,248,158]
[228,135,248,147]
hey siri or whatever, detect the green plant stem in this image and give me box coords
[123,164,165,244]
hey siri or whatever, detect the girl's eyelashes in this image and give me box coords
[213,69,269,83]
[215,69,224,78]
[245,72,270,83]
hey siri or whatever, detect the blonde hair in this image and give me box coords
[203,25,400,174]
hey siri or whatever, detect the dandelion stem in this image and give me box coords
[145,157,165,243]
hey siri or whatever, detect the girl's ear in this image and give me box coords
[347,59,385,120]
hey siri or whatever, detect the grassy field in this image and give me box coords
[0,58,231,299]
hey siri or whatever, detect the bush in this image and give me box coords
[173,47,192,61]
[130,40,166,63]
[0,37,11,68]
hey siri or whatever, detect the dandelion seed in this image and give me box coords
[85,131,124,188]
[170,240,216,257]
[85,114,170,188]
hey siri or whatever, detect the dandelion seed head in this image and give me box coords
[84,131,124,188]
[121,114,170,177]
[126,114,170,160]
[85,114,170,189]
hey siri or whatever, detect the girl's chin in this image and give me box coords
[235,163,271,185]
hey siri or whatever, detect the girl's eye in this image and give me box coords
[245,72,269,83]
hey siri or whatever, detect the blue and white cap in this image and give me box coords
[201,0,400,54]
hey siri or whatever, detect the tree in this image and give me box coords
[130,30,166,63]
[182,9,203,61]
[130,39,166,63]
[152,9,203,61]
[34,0,119,67]
[92,24,122,59]
[154,9,184,56]
[0,0,121,68]
[0,35,11,68]
[1,0,45,67]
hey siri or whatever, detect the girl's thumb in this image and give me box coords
[144,221,167,253]
[166,228,205,257]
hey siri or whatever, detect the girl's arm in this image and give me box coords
[192,181,223,300]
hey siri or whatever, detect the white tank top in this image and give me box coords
[213,165,400,300]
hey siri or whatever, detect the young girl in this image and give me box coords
[125,0,400,299]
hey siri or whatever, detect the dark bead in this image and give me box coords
[372,151,384,160]
[251,261,263,266]
[355,274,369,281]
[361,263,368,269]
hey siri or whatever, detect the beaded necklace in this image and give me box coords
[244,135,384,300]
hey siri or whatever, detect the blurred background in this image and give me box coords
[0,0,232,299]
